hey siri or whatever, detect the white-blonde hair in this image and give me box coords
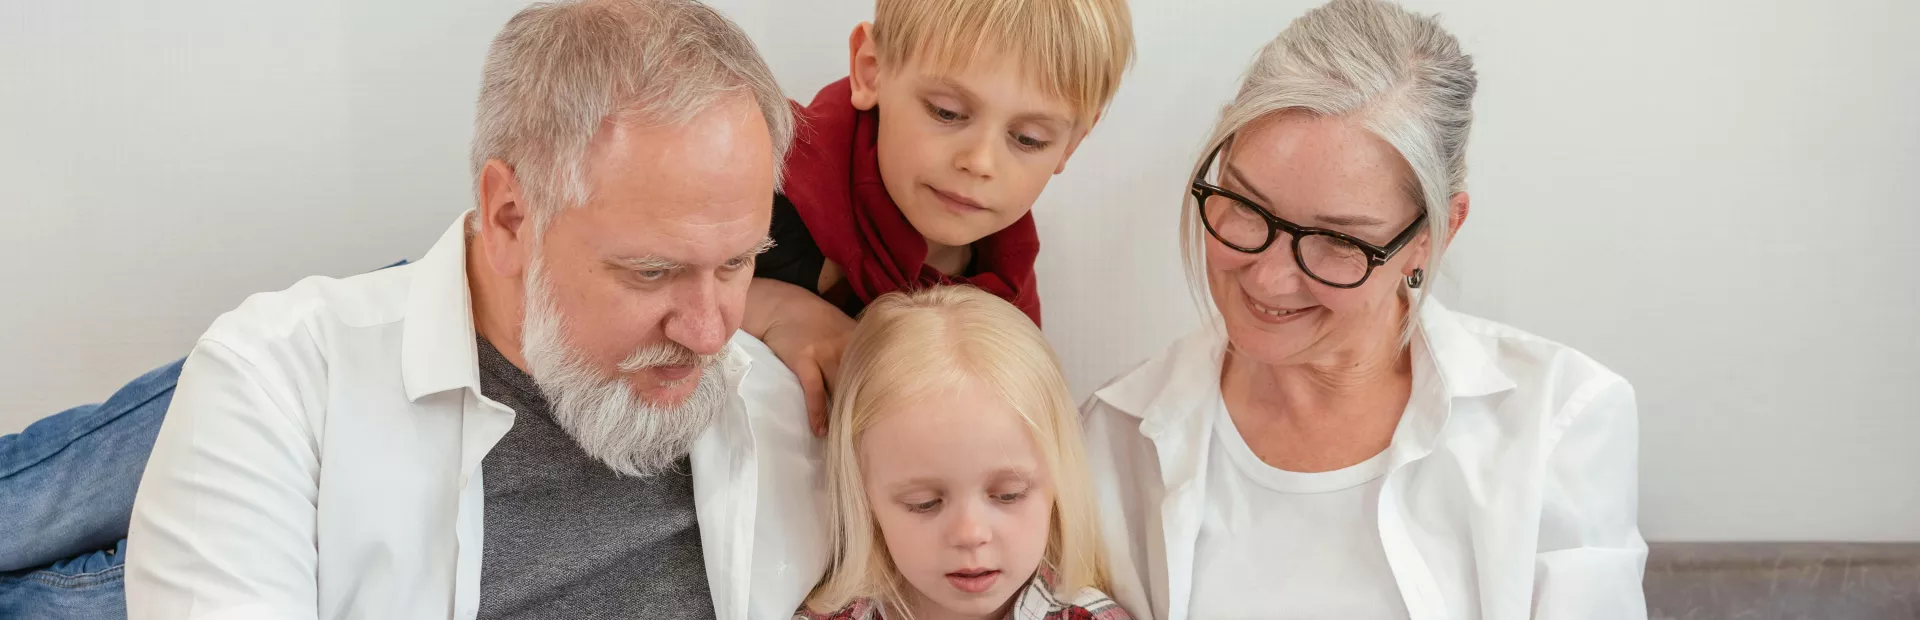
[806,286,1108,616]
[470,0,793,235]
[1182,0,1477,338]
[872,0,1135,126]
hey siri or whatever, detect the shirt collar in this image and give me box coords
[1006,571,1073,620]
[1092,297,1517,442]
[1416,297,1517,400]
[401,211,485,402]
[1091,324,1226,440]
[812,572,1059,620]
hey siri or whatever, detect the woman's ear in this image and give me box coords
[476,159,533,279]
[1401,231,1432,278]
[1446,191,1470,244]
[848,22,882,111]
[1403,192,1471,277]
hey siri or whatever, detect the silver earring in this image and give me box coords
[1407,268,1425,289]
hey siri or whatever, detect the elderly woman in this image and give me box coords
[1082,1,1646,618]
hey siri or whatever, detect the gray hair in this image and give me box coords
[470,0,793,235]
[1182,0,1476,337]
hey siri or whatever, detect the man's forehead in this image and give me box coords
[583,96,774,192]
[566,98,775,265]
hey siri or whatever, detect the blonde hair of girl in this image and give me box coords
[804,285,1108,616]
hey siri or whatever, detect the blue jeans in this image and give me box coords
[0,360,180,617]
[0,540,128,618]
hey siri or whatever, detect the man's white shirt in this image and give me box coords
[126,213,829,620]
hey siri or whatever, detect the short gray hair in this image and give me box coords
[470,0,793,234]
[1182,0,1476,335]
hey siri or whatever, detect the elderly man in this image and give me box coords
[123,1,826,618]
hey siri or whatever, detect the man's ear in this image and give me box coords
[1446,191,1470,245]
[476,159,534,278]
[848,22,882,111]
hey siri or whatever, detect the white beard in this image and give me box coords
[519,259,729,477]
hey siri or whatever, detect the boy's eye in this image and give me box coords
[905,498,943,513]
[1012,133,1052,151]
[924,101,965,123]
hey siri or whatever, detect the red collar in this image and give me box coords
[780,78,1043,324]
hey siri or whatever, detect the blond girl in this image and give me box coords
[797,286,1128,620]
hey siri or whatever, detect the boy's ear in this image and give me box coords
[1053,125,1095,175]
[848,22,881,111]
[1051,110,1105,174]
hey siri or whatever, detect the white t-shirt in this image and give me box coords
[1188,395,1413,619]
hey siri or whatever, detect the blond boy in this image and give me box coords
[747,0,1134,430]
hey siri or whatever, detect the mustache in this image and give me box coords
[614,342,727,374]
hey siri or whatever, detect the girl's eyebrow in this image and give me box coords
[986,466,1036,484]
[886,467,1036,492]
[887,477,944,493]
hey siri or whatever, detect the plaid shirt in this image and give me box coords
[794,573,1131,620]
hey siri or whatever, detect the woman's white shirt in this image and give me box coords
[1191,393,1411,620]
[1082,299,1647,620]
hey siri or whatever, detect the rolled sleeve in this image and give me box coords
[1531,378,1649,619]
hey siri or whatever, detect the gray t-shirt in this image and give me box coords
[475,337,716,620]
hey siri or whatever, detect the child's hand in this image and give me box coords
[744,278,855,436]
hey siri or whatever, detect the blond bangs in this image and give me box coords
[873,0,1133,125]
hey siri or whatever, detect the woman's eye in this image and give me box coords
[906,499,942,513]
[992,491,1026,504]
[924,101,964,123]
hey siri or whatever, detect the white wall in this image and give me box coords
[4,0,1916,542]
[0,0,528,425]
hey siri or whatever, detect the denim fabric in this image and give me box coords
[0,360,181,573]
[0,539,127,619]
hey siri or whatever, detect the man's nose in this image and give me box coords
[662,275,729,356]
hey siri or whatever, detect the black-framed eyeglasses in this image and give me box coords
[1191,139,1428,288]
